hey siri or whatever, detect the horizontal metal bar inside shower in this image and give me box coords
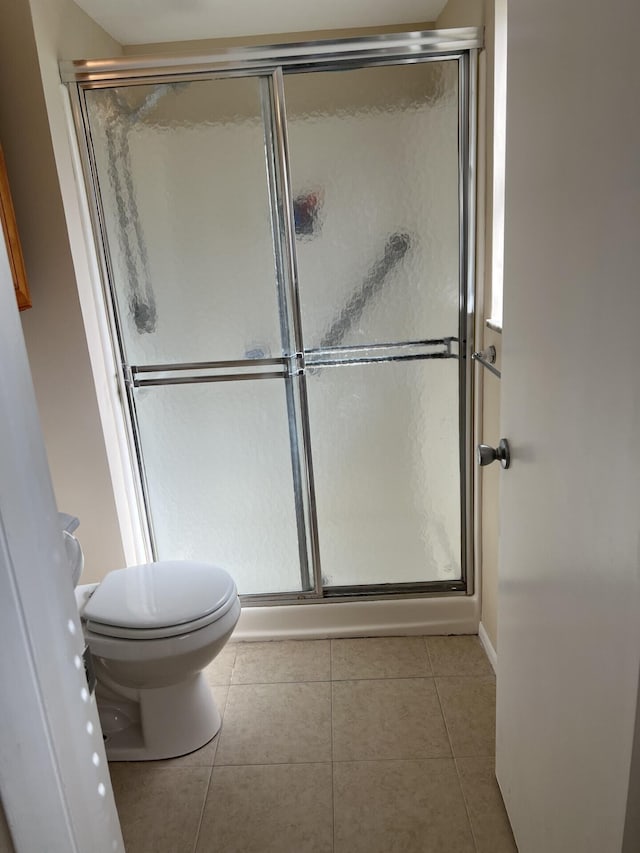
[127,339,459,387]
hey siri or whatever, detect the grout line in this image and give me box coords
[218,673,493,687]
[453,756,481,853]
[212,756,458,767]
[329,640,336,853]
[433,675,455,760]
[431,677,479,851]
[330,755,451,765]
[191,764,214,853]
[329,642,334,764]
[213,759,333,767]
[228,644,238,686]
[424,635,435,675]
[193,679,230,851]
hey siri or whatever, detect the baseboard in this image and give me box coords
[235,595,480,641]
[478,621,497,673]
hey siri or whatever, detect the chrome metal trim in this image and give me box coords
[240,581,468,606]
[262,75,314,592]
[477,438,510,469]
[283,52,464,77]
[64,54,465,94]
[66,84,156,561]
[272,68,305,357]
[304,336,456,356]
[125,379,160,556]
[458,53,467,594]
[306,352,453,369]
[270,68,323,596]
[322,580,467,598]
[472,344,496,365]
[131,357,286,373]
[472,346,501,378]
[133,371,286,388]
[261,75,292,358]
[129,358,289,386]
[60,28,484,83]
[474,358,501,378]
[296,370,322,593]
[461,50,478,595]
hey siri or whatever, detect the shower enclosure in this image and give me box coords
[63,29,479,603]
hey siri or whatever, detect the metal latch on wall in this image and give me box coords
[472,345,501,378]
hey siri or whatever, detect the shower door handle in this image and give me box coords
[477,438,511,469]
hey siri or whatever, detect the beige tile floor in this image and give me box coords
[108,635,517,853]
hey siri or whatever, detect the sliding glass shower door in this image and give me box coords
[285,63,462,588]
[71,33,476,600]
[84,76,311,595]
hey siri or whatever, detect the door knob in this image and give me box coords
[477,438,511,469]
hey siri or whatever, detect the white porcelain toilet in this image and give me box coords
[63,518,240,761]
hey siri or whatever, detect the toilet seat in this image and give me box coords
[83,561,237,641]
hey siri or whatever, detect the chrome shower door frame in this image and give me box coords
[63,27,481,604]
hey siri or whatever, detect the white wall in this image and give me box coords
[0,0,126,584]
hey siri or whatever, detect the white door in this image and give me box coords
[495,1,640,851]
[0,213,123,848]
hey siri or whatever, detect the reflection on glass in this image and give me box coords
[85,78,281,365]
[285,62,460,349]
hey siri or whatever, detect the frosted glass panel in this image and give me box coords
[85,79,281,365]
[307,360,461,586]
[134,380,301,595]
[285,62,459,348]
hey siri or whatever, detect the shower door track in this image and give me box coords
[63,27,481,605]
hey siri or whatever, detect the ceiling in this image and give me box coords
[73,0,448,46]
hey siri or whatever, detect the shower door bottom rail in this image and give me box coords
[240,579,468,606]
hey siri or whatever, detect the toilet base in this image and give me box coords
[99,671,221,761]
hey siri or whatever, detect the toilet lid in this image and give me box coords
[83,561,237,639]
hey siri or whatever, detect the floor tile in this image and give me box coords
[232,640,330,684]
[205,645,237,686]
[331,637,432,680]
[332,678,450,761]
[196,763,333,852]
[426,636,494,676]
[216,681,332,765]
[109,765,210,853]
[437,677,496,757]
[456,757,518,853]
[334,759,475,853]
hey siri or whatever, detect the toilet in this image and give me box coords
[63,517,240,761]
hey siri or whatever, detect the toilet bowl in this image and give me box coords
[66,522,240,761]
